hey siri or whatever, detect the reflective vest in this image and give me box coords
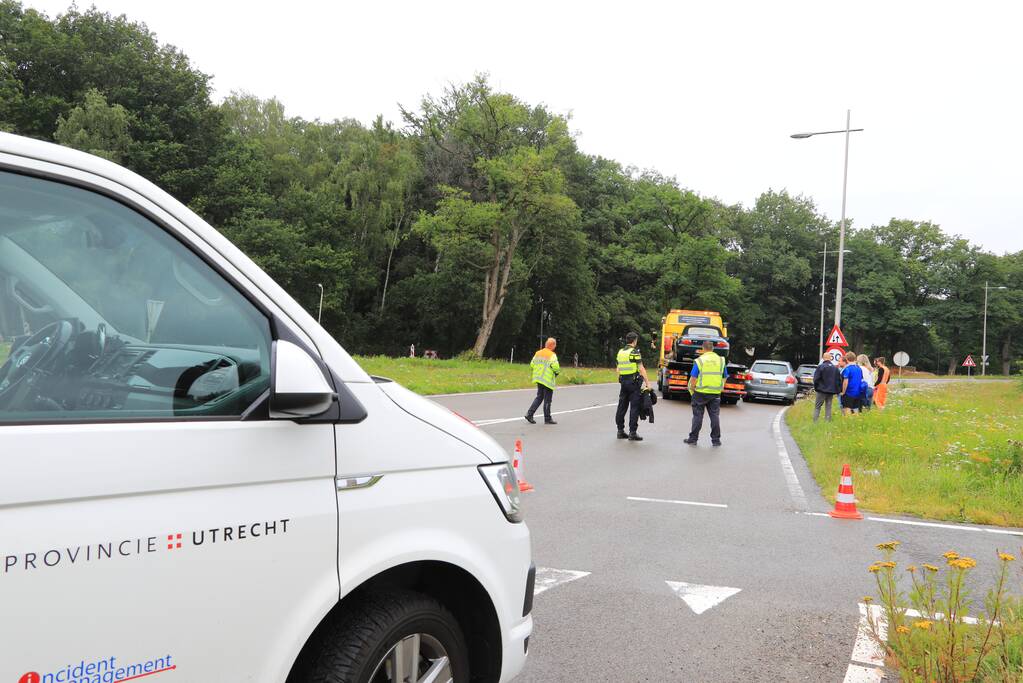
[530,348,560,389]
[616,346,641,377]
[694,352,725,394]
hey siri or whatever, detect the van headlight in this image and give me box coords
[478,463,523,523]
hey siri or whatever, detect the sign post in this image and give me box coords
[893,351,910,379]
[962,354,976,377]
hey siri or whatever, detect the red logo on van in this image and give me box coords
[19,673,41,683]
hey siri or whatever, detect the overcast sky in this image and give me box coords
[28,0,1023,254]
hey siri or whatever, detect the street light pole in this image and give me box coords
[982,281,1009,376]
[835,109,851,327]
[819,242,827,359]
[818,243,852,359]
[317,283,324,324]
[791,111,864,329]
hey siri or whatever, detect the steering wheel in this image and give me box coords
[0,319,75,409]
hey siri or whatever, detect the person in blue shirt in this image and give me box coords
[840,351,863,415]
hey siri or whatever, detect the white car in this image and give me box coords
[0,132,532,683]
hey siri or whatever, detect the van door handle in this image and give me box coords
[336,475,383,491]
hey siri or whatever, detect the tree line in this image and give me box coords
[2,2,1021,373]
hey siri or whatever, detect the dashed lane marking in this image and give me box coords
[798,511,1023,536]
[474,402,617,426]
[533,567,591,595]
[627,496,728,509]
[773,407,809,511]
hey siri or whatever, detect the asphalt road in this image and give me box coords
[434,382,1023,682]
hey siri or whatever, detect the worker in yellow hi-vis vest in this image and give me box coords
[615,331,650,441]
[684,340,727,447]
[524,338,560,424]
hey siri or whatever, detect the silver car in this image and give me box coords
[744,360,798,404]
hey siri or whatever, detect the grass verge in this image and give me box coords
[0,342,8,365]
[353,355,618,395]
[786,381,1023,527]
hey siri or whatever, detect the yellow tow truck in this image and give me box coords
[656,309,749,404]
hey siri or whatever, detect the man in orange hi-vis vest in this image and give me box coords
[524,338,560,424]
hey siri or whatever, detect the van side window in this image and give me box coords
[0,171,271,422]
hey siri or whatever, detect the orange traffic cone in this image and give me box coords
[829,463,862,519]
[512,439,534,492]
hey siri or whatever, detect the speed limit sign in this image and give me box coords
[825,347,845,363]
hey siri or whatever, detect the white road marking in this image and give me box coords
[533,567,591,595]
[627,496,728,509]
[429,382,618,398]
[797,511,1023,536]
[773,407,809,511]
[665,581,742,615]
[474,402,617,426]
[844,603,985,681]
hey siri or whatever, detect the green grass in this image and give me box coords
[0,342,8,365]
[353,355,618,395]
[787,382,1023,527]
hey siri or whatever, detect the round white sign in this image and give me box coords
[824,347,845,364]
[893,351,910,367]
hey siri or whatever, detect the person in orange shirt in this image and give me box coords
[873,357,891,409]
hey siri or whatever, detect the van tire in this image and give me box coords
[300,590,470,683]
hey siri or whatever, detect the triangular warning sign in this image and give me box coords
[826,324,849,348]
[962,355,976,367]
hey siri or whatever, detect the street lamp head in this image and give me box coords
[790,133,813,139]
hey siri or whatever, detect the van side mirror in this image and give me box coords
[270,340,336,418]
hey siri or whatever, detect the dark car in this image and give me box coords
[794,363,818,395]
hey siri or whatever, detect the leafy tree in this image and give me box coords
[54,88,133,162]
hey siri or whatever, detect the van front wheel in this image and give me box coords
[302,590,470,683]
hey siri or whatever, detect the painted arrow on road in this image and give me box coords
[665,581,742,614]
[534,567,590,595]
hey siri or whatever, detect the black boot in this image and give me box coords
[524,414,536,424]
[616,430,628,439]
[544,419,558,425]
[628,432,643,441]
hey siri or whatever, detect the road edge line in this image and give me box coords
[773,407,809,511]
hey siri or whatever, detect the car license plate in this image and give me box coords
[799,377,812,383]
[762,379,779,385]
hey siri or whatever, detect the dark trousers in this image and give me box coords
[526,384,554,421]
[689,392,721,443]
[814,392,836,421]
[615,377,641,433]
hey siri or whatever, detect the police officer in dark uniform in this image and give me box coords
[615,331,650,441]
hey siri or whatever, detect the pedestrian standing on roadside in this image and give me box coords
[615,332,650,441]
[840,351,864,415]
[873,357,891,409]
[858,354,875,410]
[524,337,560,425]
[683,340,727,447]
[812,353,842,422]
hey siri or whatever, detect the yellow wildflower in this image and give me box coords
[913,620,933,630]
[998,553,1016,562]
[949,557,977,570]
[922,564,940,572]
[868,564,881,573]
[943,551,960,560]
[863,596,873,603]
[876,541,901,551]
[896,625,911,634]
[906,565,918,572]
[877,561,897,569]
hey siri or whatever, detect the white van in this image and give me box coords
[0,133,533,683]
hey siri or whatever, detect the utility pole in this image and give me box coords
[982,281,1009,376]
[317,283,324,324]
